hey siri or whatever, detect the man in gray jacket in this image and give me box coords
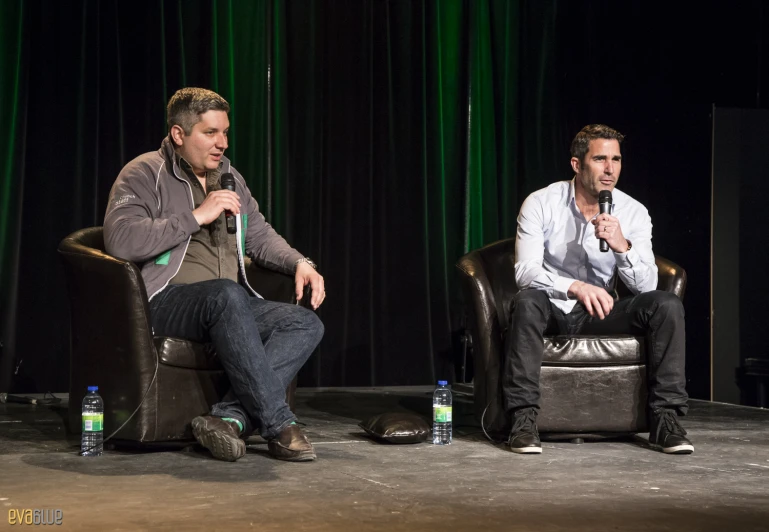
[104,87,325,462]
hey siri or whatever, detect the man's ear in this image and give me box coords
[570,156,581,175]
[170,125,186,147]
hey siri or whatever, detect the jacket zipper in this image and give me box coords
[147,159,194,301]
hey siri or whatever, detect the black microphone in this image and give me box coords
[220,172,237,234]
[598,190,612,252]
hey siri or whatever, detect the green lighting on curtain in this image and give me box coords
[0,1,24,282]
[467,0,499,253]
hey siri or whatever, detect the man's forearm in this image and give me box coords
[613,239,658,294]
[515,260,577,301]
[104,211,198,262]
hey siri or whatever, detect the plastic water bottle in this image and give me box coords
[432,380,452,445]
[81,386,104,456]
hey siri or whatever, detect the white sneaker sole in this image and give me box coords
[510,446,542,454]
[662,443,694,454]
[650,442,694,454]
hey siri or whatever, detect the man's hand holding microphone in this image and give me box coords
[191,172,240,228]
[568,190,630,320]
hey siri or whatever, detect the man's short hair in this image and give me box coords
[570,124,625,163]
[167,88,230,144]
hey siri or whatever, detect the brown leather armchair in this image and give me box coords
[58,226,302,444]
[456,237,686,438]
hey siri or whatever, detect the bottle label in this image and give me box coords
[433,405,452,423]
[82,413,103,432]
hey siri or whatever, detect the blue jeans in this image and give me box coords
[149,279,324,439]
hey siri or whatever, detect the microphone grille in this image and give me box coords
[598,190,612,203]
[220,172,235,191]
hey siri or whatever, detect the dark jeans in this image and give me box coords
[503,289,688,417]
[149,279,324,439]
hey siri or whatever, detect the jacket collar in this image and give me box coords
[159,137,228,186]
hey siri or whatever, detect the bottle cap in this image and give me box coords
[438,380,447,386]
[87,386,98,392]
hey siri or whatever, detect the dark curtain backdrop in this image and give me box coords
[2,0,768,398]
[1,0,556,392]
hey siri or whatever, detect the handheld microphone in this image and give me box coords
[598,190,612,252]
[220,173,237,235]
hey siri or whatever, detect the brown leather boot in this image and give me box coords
[191,416,246,462]
[267,424,316,462]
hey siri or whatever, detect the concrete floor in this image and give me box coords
[2,387,769,531]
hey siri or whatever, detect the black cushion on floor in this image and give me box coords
[359,412,430,444]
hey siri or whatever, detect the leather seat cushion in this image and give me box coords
[154,337,222,370]
[543,335,644,366]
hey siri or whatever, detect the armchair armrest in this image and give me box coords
[58,227,158,433]
[244,258,313,308]
[456,250,507,417]
[655,255,687,300]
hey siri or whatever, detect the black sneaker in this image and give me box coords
[506,407,542,454]
[191,415,246,462]
[649,409,694,454]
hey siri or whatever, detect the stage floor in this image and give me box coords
[1,386,768,531]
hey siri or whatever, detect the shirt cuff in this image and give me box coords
[553,276,577,300]
[613,247,634,268]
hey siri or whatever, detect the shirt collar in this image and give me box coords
[174,151,224,192]
[174,151,195,178]
[172,150,223,185]
[568,177,619,212]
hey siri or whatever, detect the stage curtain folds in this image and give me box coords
[0,0,561,392]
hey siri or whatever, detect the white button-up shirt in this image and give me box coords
[514,179,658,313]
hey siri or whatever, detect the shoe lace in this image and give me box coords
[657,409,687,437]
[510,408,539,438]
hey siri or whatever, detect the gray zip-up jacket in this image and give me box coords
[104,138,303,300]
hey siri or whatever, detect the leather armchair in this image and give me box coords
[456,237,686,437]
[58,226,303,443]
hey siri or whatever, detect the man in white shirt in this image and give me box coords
[506,124,692,455]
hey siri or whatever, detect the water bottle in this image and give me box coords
[81,386,104,456]
[432,380,452,445]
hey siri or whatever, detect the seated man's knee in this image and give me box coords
[299,307,325,341]
[512,290,550,315]
[213,280,252,309]
[652,290,684,317]
[509,290,551,330]
[273,304,324,339]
